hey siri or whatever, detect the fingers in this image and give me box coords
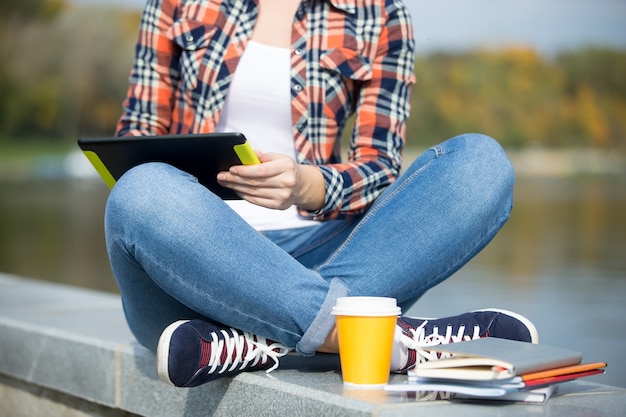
[216,153,299,209]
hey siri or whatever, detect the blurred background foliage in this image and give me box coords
[1,0,625,149]
[410,48,626,149]
[0,0,139,143]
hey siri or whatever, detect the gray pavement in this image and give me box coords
[1,273,624,417]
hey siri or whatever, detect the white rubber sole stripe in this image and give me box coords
[473,308,540,344]
[156,319,190,387]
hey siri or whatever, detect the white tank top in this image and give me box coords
[216,40,318,231]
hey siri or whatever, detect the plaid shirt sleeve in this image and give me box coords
[116,0,180,137]
[114,0,415,221]
[306,0,416,220]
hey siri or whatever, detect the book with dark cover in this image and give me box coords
[413,338,583,381]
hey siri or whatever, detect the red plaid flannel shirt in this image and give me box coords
[116,0,415,220]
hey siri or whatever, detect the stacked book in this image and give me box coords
[385,338,606,403]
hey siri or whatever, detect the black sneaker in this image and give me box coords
[393,308,539,373]
[156,320,290,387]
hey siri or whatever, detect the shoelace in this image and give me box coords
[207,328,289,375]
[400,320,481,364]
[244,334,290,373]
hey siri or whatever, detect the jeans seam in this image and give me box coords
[289,219,358,260]
[317,148,440,269]
[423,196,513,291]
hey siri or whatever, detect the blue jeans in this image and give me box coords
[104,134,514,356]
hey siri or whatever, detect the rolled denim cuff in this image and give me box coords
[295,278,349,356]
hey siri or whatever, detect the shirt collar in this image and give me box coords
[326,0,356,14]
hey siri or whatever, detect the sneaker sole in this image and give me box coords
[156,320,190,387]
[472,308,539,344]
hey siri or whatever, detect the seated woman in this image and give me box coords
[105,0,538,387]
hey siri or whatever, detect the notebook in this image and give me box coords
[77,132,260,199]
[412,338,584,381]
[385,338,605,401]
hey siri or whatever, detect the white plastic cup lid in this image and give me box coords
[331,296,401,317]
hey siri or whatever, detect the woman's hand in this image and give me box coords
[216,152,325,212]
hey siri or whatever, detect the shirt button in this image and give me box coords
[294,48,303,56]
[186,35,194,43]
[293,84,303,92]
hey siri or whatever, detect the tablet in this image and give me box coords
[77,132,260,199]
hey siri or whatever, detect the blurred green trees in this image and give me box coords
[0,0,140,142]
[409,48,626,149]
[1,0,624,149]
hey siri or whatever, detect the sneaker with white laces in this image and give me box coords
[156,320,290,387]
[392,308,539,373]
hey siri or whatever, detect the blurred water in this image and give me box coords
[408,177,626,389]
[0,175,624,388]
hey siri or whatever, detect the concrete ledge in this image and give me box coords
[1,273,625,417]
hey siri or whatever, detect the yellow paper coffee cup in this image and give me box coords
[332,297,401,388]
